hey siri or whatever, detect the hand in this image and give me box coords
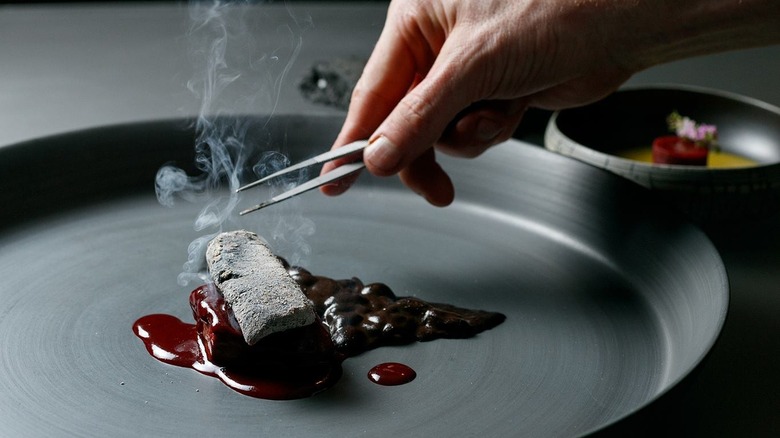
[321,0,780,206]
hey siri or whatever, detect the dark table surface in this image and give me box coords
[1,2,778,436]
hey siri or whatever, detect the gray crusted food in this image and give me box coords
[206,230,316,345]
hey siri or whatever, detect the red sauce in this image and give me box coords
[132,313,342,400]
[367,362,417,386]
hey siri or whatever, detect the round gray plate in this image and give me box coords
[0,116,727,437]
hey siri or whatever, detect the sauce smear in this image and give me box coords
[133,314,342,400]
[367,362,417,386]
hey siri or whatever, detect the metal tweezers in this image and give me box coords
[236,139,369,215]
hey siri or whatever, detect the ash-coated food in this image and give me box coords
[206,230,316,345]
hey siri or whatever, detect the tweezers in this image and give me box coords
[236,139,369,215]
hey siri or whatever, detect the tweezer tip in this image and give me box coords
[236,181,261,193]
[239,202,271,216]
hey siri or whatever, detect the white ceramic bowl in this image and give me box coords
[545,85,780,227]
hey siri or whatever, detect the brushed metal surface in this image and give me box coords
[0,115,727,437]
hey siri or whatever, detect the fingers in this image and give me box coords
[437,98,528,158]
[323,26,508,203]
[524,66,632,110]
[363,36,478,176]
[320,11,424,196]
[398,148,455,207]
[320,97,527,197]
[321,3,522,205]
[363,85,460,177]
[318,171,361,197]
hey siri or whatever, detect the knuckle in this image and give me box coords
[396,92,434,136]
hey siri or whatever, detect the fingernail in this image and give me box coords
[365,136,402,173]
[476,118,503,142]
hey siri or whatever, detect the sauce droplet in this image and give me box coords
[367,362,416,386]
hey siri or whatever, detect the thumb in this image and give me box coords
[364,38,478,177]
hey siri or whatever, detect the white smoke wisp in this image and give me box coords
[154,0,315,286]
[250,151,316,265]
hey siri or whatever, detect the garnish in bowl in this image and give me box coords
[652,111,718,165]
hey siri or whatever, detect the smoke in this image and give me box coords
[155,0,315,285]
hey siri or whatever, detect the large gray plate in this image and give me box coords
[0,115,727,437]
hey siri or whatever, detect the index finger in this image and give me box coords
[320,17,422,195]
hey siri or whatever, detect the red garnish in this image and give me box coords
[652,135,708,166]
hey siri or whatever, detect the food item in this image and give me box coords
[651,111,717,166]
[289,263,506,357]
[206,230,315,345]
[134,231,506,399]
[651,135,709,165]
[190,283,337,374]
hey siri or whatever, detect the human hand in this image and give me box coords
[320,0,779,206]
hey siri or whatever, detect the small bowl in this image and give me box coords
[544,85,780,227]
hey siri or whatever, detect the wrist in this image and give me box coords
[618,0,780,71]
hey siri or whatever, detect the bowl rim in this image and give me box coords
[545,84,780,174]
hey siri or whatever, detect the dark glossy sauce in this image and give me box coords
[134,260,504,400]
[367,363,417,386]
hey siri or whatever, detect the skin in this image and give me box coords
[321,0,780,206]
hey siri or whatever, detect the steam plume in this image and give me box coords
[155,0,314,285]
